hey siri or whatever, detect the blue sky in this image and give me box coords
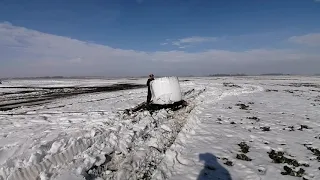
[0,0,320,77]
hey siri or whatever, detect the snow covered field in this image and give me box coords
[0,76,319,180]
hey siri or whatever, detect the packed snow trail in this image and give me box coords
[0,79,205,180]
[152,82,263,180]
[153,77,320,180]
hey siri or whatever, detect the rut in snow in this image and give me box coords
[2,87,205,180]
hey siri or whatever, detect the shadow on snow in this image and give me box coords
[197,153,232,180]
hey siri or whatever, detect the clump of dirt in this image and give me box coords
[298,125,312,131]
[180,79,191,82]
[223,82,242,88]
[265,89,279,92]
[289,83,320,88]
[220,157,234,166]
[314,96,320,102]
[124,100,188,115]
[268,150,308,167]
[238,142,250,153]
[311,89,320,92]
[281,166,305,177]
[284,90,294,94]
[268,150,308,177]
[304,145,320,162]
[288,126,295,131]
[247,116,260,122]
[236,154,252,161]
[224,160,233,166]
[260,126,270,131]
[235,103,249,110]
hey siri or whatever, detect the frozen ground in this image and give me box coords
[0,76,320,180]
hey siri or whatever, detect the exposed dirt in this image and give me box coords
[124,100,188,115]
[0,83,145,111]
[238,142,250,153]
[223,82,242,88]
[235,103,250,110]
[236,154,252,161]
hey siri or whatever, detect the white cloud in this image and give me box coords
[288,33,320,46]
[171,36,217,48]
[0,22,319,78]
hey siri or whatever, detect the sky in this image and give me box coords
[0,0,320,78]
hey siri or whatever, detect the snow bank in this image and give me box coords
[151,77,182,105]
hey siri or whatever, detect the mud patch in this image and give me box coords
[236,154,252,161]
[246,116,260,122]
[304,145,320,162]
[281,166,305,177]
[260,126,270,131]
[235,103,249,110]
[238,142,250,153]
[124,100,188,115]
[265,89,279,92]
[223,82,242,88]
[0,83,145,111]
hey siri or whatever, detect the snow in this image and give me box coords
[0,76,320,180]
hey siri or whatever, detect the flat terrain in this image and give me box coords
[0,76,319,180]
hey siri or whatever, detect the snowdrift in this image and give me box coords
[150,76,182,105]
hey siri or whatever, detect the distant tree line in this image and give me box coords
[208,73,247,77]
[208,73,298,77]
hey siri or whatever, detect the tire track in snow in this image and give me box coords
[152,84,263,180]
[1,86,205,180]
[4,133,108,180]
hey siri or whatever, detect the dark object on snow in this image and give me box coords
[124,100,188,115]
[238,142,250,153]
[281,166,305,177]
[236,154,252,161]
[288,126,295,131]
[268,149,308,177]
[265,89,279,92]
[298,125,312,131]
[247,116,260,121]
[304,146,320,162]
[223,82,242,88]
[235,103,249,110]
[260,126,270,131]
[0,83,145,111]
[146,74,155,103]
[268,150,308,167]
[284,90,294,94]
[224,160,234,166]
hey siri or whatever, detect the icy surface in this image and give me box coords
[0,76,320,180]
